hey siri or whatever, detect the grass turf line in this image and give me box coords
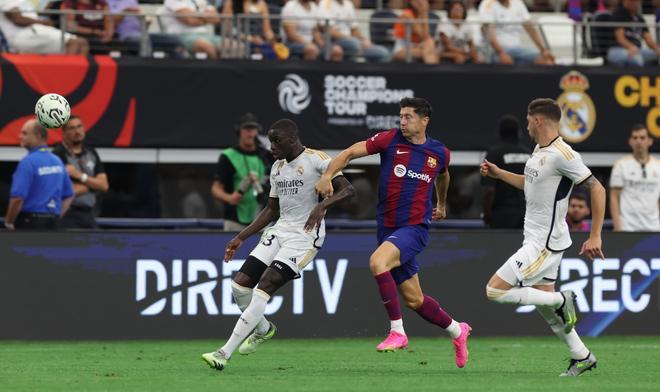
[1,336,658,391]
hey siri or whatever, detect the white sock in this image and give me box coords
[231,281,271,335]
[536,305,589,359]
[221,289,270,357]
[445,320,462,339]
[487,286,564,307]
[390,318,405,335]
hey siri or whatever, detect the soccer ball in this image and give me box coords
[35,93,71,129]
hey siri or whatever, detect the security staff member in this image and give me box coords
[481,115,531,228]
[4,119,74,230]
[52,115,109,228]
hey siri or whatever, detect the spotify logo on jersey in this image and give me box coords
[394,164,407,178]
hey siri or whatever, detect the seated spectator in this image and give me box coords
[282,0,343,61]
[318,0,390,62]
[163,0,225,59]
[0,0,88,54]
[61,0,115,46]
[606,0,659,66]
[478,0,554,65]
[437,0,483,63]
[107,0,185,57]
[222,0,281,59]
[392,0,439,64]
[566,191,591,232]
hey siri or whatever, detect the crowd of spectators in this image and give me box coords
[0,0,657,65]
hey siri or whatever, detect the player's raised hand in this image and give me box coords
[432,203,446,221]
[224,237,243,262]
[579,236,604,261]
[480,159,501,179]
[304,204,326,232]
[315,177,334,198]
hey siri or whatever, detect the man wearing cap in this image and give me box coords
[212,113,271,231]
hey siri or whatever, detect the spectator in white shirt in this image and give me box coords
[162,0,224,59]
[478,0,554,65]
[437,0,483,63]
[318,0,389,62]
[609,124,660,232]
[0,0,88,54]
[282,0,343,61]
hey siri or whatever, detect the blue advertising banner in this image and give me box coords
[0,231,657,339]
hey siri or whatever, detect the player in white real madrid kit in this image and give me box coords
[480,99,606,377]
[609,124,660,232]
[202,119,355,371]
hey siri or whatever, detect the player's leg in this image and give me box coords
[369,240,407,351]
[232,256,272,337]
[534,283,596,376]
[203,261,295,371]
[398,274,472,368]
[485,246,566,309]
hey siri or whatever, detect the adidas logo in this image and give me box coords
[289,257,297,263]
[516,261,523,268]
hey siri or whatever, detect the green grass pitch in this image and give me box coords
[1,337,658,391]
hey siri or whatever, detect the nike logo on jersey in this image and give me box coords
[396,149,408,155]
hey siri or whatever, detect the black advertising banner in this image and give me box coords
[0,231,658,340]
[0,54,658,150]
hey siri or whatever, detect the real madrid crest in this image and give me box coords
[557,71,596,143]
[297,166,304,175]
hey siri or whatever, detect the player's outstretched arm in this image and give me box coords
[577,176,606,260]
[316,141,369,198]
[224,197,280,261]
[479,159,524,190]
[432,170,450,220]
[305,176,355,231]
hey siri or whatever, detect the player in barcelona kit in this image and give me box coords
[316,97,472,368]
[481,98,606,377]
[202,119,355,371]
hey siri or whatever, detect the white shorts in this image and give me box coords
[11,25,75,54]
[250,224,325,278]
[496,242,563,287]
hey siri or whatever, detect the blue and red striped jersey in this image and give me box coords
[366,128,450,228]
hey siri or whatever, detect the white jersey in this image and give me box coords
[269,148,338,230]
[609,155,660,231]
[523,137,592,251]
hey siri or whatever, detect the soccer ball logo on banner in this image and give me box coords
[35,93,71,128]
[278,74,311,115]
[557,71,596,143]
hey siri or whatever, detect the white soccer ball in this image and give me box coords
[35,93,71,129]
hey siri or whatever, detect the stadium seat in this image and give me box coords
[267,3,282,40]
[583,11,614,60]
[428,11,440,39]
[369,9,398,50]
[537,14,581,64]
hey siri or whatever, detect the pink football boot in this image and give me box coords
[453,322,472,368]
[376,331,409,352]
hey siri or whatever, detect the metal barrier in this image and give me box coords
[3,8,658,64]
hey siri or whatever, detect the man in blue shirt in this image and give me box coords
[4,119,74,230]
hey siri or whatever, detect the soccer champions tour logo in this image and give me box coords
[276,73,414,129]
[516,256,660,336]
[278,74,311,115]
[557,71,596,144]
[135,258,348,316]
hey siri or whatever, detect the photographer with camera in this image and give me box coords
[212,113,271,231]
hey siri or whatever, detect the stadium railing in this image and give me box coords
[0,217,613,230]
[6,8,657,65]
